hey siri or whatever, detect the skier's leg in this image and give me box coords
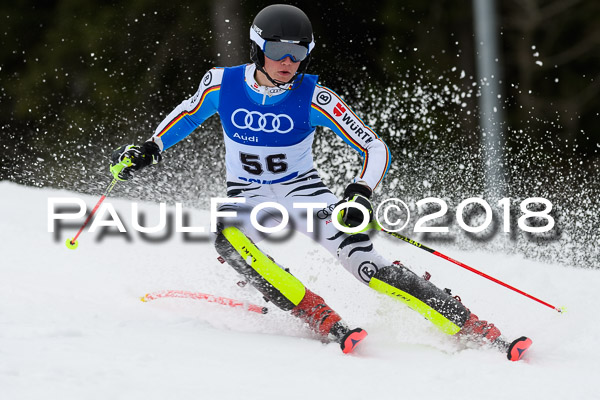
[368,263,469,334]
[345,246,503,343]
[213,199,366,352]
[276,175,393,285]
[214,225,305,311]
[290,184,531,361]
[303,195,501,344]
[321,226,472,334]
[369,262,510,350]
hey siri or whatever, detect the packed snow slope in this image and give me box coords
[1,181,599,400]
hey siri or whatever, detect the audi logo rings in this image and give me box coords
[231,108,294,134]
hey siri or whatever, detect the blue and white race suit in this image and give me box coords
[150,64,393,284]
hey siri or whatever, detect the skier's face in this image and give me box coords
[261,55,300,85]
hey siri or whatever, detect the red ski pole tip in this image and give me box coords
[65,238,79,250]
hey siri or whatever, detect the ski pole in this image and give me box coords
[370,221,564,313]
[65,177,119,250]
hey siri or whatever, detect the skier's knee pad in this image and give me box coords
[214,226,305,311]
[369,265,470,335]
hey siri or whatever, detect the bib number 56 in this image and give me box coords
[240,152,288,175]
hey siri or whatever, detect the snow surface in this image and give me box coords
[1,181,599,400]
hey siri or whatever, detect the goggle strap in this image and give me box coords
[249,27,315,55]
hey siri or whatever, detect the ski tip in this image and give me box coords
[507,336,533,361]
[65,238,78,250]
[340,328,368,354]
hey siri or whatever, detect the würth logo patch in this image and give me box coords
[333,102,346,117]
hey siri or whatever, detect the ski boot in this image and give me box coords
[458,312,502,343]
[456,309,532,361]
[420,271,533,362]
[291,289,367,354]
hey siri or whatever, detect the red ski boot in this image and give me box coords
[458,313,533,361]
[417,269,532,361]
[458,312,502,343]
[291,289,367,354]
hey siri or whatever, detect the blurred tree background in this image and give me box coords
[1,0,598,265]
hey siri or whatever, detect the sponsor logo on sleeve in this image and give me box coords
[190,90,200,105]
[341,113,374,144]
[203,71,213,87]
[330,102,375,144]
[316,90,332,106]
[333,102,346,117]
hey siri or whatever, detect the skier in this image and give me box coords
[110,4,531,359]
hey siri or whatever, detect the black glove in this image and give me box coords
[340,182,373,228]
[110,141,162,181]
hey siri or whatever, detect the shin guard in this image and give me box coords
[215,227,305,311]
[369,265,470,335]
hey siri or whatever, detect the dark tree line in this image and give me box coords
[1,0,598,188]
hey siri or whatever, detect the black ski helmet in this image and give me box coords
[250,4,315,84]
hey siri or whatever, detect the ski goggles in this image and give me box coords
[263,40,309,62]
[250,26,315,63]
